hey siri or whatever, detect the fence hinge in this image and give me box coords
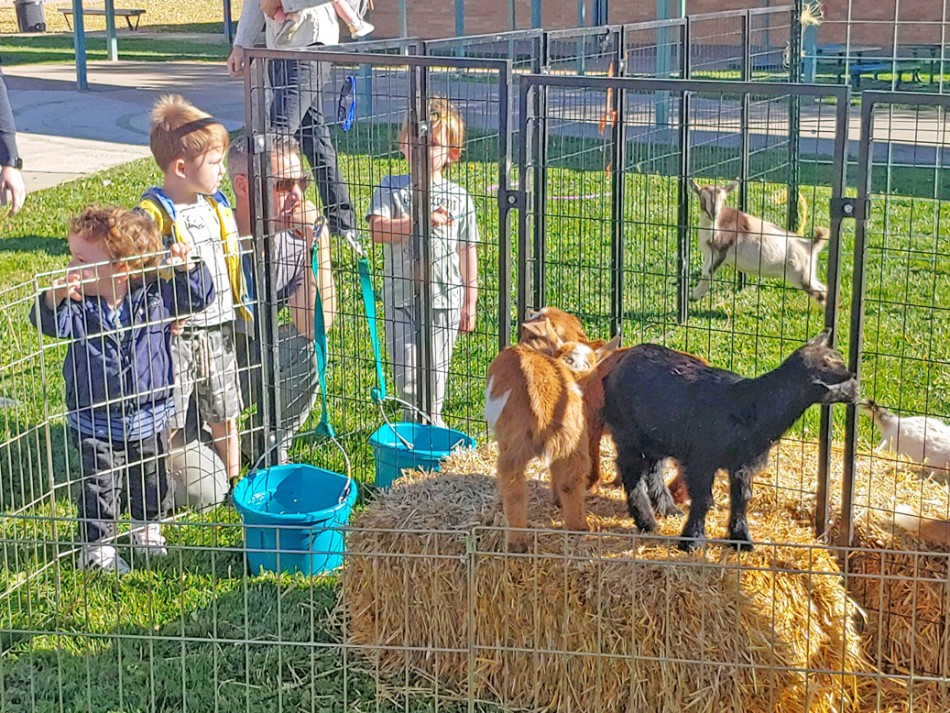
[502,187,526,211]
[830,197,868,221]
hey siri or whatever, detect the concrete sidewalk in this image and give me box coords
[4,60,246,192]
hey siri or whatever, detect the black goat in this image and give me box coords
[599,329,858,551]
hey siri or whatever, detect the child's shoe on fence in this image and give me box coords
[350,20,374,39]
[131,522,168,557]
[80,544,131,574]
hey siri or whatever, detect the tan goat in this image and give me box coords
[485,319,620,552]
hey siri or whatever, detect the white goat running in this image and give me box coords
[688,180,829,305]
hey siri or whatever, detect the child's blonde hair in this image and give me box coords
[400,97,465,159]
[71,206,164,276]
[149,94,230,171]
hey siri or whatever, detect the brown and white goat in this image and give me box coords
[689,180,829,305]
[485,321,620,552]
[520,307,589,345]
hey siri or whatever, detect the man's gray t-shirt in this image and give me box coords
[235,229,311,339]
[175,199,233,327]
[366,175,478,311]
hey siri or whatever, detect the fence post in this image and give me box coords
[739,11,751,212]
[840,94,875,548]
[816,86,853,539]
[497,61,515,350]
[610,75,626,339]
[245,57,281,468]
[787,1,804,233]
[676,20,692,325]
[409,66,435,421]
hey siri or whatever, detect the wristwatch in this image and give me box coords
[2,157,22,170]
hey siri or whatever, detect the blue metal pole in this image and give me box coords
[656,1,671,126]
[72,0,88,91]
[104,0,118,61]
[803,23,818,83]
[399,0,408,37]
[531,0,541,28]
[455,0,464,37]
[223,0,234,45]
[656,1,687,126]
[578,0,587,27]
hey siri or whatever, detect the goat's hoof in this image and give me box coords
[657,503,684,518]
[729,538,755,552]
[506,539,528,554]
[677,536,703,552]
[634,518,658,534]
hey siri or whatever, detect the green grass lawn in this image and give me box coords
[0,34,230,66]
[1,125,948,710]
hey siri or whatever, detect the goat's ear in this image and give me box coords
[688,178,701,195]
[544,318,564,350]
[520,320,546,339]
[596,335,622,361]
[724,180,740,194]
[524,307,540,322]
[807,328,832,348]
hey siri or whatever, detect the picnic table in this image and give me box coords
[814,43,940,89]
[58,5,146,31]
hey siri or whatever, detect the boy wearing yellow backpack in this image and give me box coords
[138,95,250,487]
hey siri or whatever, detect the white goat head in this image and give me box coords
[688,179,738,223]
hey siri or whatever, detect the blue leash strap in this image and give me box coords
[311,242,336,439]
[357,256,387,403]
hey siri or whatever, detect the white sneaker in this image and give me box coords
[80,544,131,574]
[350,21,374,39]
[131,522,168,557]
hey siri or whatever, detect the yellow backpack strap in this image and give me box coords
[137,194,178,244]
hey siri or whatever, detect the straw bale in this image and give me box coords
[754,440,950,706]
[343,442,867,713]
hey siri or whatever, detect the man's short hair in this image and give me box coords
[149,94,230,171]
[227,134,302,178]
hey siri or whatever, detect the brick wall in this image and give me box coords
[367,0,947,49]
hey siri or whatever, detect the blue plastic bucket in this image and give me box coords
[368,422,476,489]
[232,464,358,575]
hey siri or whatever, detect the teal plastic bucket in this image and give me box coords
[368,422,476,489]
[232,464,358,575]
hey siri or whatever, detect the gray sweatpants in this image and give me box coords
[385,305,460,428]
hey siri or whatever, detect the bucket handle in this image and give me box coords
[375,396,435,451]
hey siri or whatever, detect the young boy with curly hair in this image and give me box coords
[30,206,215,573]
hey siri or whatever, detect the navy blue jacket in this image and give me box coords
[30,263,215,427]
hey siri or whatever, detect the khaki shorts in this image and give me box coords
[168,323,243,430]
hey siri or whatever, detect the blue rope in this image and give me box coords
[311,242,336,439]
[357,256,387,403]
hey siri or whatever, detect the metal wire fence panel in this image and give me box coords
[621,18,686,81]
[243,50,513,485]
[6,10,950,712]
[808,0,950,93]
[517,75,851,527]
[844,91,950,541]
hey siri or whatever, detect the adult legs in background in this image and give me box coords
[268,57,356,236]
